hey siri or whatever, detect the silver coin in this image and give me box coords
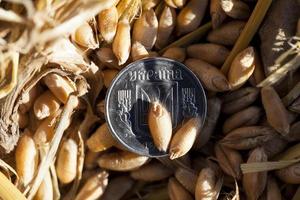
[105,57,207,157]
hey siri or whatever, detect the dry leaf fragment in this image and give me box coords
[261,86,290,135]
[185,58,231,92]
[97,151,149,171]
[148,101,172,152]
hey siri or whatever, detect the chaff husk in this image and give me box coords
[101,176,134,200]
[210,0,226,29]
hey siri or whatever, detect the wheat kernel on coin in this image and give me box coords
[148,101,172,152]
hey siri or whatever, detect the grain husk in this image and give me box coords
[176,0,208,36]
[168,177,193,200]
[33,91,61,120]
[195,167,222,200]
[220,126,277,150]
[261,86,290,135]
[75,171,108,200]
[222,87,260,114]
[187,43,230,67]
[56,138,78,184]
[98,6,118,43]
[102,69,119,88]
[175,167,198,193]
[207,21,246,46]
[210,0,227,29]
[261,135,288,158]
[243,147,267,200]
[223,106,262,134]
[148,101,172,152]
[185,59,231,92]
[130,161,173,181]
[86,123,115,152]
[228,46,256,89]
[155,6,176,49]
[170,117,202,160]
[162,47,186,62]
[101,176,134,200]
[97,151,149,171]
[220,0,251,20]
